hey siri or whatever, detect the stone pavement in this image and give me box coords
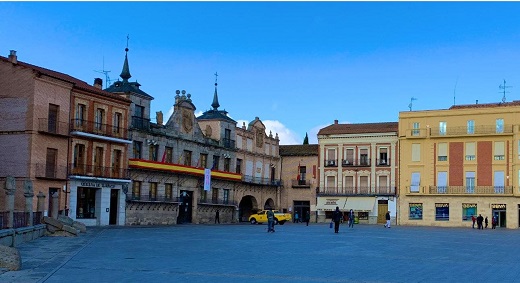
[0,223,518,283]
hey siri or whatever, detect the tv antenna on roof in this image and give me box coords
[94,56,112,89]
[408,97,418,111]
[499,79,512,103]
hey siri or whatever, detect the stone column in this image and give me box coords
[36,192,46,212]
[51,192,59,219]
[23,179,34,226]
[4,176,15,229]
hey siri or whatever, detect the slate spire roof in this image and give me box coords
[120,47,131,82]
[197,74,235,123]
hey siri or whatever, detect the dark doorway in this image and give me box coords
[293,201,310,223]
[48,188,59,217]
[493,209,507,228]
[239,195,257,222]
[109,189,118,225]
[177,190,193,224]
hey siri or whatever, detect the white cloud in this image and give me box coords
[307,120,350,144]
[263,120,301,145]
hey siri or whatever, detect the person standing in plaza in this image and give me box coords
[305,211,310,226]
[485,216,488,229]
[477,214,484,230]
[384,211,391,228]
[348,209,355,228]
[332,206,343,233]
[294,212,299,223]
[267,208,275,233]
[215,209,220,224]
[471,215,476,229]
[492,216,497,229]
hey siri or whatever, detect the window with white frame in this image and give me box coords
[412,144,421,162]
[410,172,420,193]
[494,141,505,160]
[412,122,420,136]
[496,118,504,134]
[438,143,447,161]
[439,121,447,135]
[494,171,505,194]
[465,142,476,161]
[466,172,475,193]
[326,148,336,166]
[467,120,474,134]
[437,171,447,193]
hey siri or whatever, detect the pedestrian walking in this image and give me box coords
[471,215,476,229]
[485,216,488,229]
[267,208,275,233]
[384,211,391,228]
[305,211,310,226]
[348,209,355,228]
[476,214,484,230]
[215,209,220,224]
[332,206,343,233]
[492,216,497,229]
[294,212,299,223]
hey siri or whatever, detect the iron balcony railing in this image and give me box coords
[317,186,396,196]
[38,118,70,136]
[242,175,281,186]
[131,116,150,130]
[430,124,513,137]
[126,194,182,203]
[35,163,68,180]
[325,159,337,167]
[428,186,513,195]
[70,164,130,179]
[70,118,129,140]
[341,158,372,167]
[198,198,238,206]
[222,138,236,149]
[291,179,311,187]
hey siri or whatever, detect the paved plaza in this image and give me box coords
[0,223,518,283]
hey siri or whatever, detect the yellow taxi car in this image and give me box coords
[248,210,292,225]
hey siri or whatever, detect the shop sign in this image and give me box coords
[80,182,116,189]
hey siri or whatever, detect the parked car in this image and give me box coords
[248,210,292,225]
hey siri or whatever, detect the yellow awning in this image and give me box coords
[344,197,376,212]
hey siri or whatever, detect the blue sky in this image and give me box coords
[2,2,520,144]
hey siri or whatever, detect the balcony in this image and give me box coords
[291,179,311,188]
[341,159,372,167]
[428,186,513,195]
[131,116,150,131]
[222,138,236,149]
[198,198,238,206]
[376,159,390,166]
[35,163,68,180]
[38,118,70,137]
[324,159,337,167]
[242,175,281,186]
[126,194,182,203]
[70,119,129,140]
[70,164,130,179]
[430,124,513,137]
[405,128,428,138]
[317,186,396,196]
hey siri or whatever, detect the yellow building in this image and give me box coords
[398,101,520,229]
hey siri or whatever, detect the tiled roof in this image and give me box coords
[197,109,236,123]
[0,56,132,103]
[318,122,398,135]
[105,80,154,100]
[279,144,319,156]
[449,101,520,110]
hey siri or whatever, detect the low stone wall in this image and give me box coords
[0,225,46,247]
[126,202,179,225]
[197,206,236,224]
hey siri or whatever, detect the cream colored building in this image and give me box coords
[317,120,399,224]
[399,101,520,229]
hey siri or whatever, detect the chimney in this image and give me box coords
[8,50,17,64]
[334,119,338,124]
[93,78,103,89]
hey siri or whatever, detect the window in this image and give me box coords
[435,203,449,221]
[149,182,157,201]
[76,104,86,127]
[224,158,230,172]
[359,149,369,166]
[223,189,230,204]
[165,147,173,163]
[462,204,477,221]
[496,118,504,133]
[410,172,420,193]
[411,144,421,162]
[112,149,122,178]
[467,120,474,134]
[494,171,505,193]
[135,105,144,118]
[326,148,336,166]
[184,150,192,166]
[299,166,307,183]
[48,104,59,134]
[212,155,220,170]
[438,143,447,161]
[494,141,505,160]
[132,181,141,199]
[133,105,145,129]
[224,129,232,148]
[73,144,85,174]
[344,176,354,193]
[344,148,354,165]
[412,122,420,136]
[133,141,142,159]
[113,112,122,134]
[465,142,476,161]
[358,212,368,220]
[94,147,104,176]
[149,144,158,161]
[165,183,173,200]
[95,108,105,131]
[378,148,388,165]
[199,187,207,202]
[437,172,447,193]
[45,148,57,178]
[439,121,447,135]
[409,203,423,220]
[212,188,218,203]
[466,172,475,193]
[236,159,242,174]
[200,154,208,168]
[76,187,96,219]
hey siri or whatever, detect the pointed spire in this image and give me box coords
[211,72,220,110]
[120,35,131,82]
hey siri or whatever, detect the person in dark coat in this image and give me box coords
[348,209,355,228]
[384,211,391,228]
[485,216,488,229]
[332,206,343,233]
[215,209,220,224]
[305,211,310,226]
[476,214,484,230]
